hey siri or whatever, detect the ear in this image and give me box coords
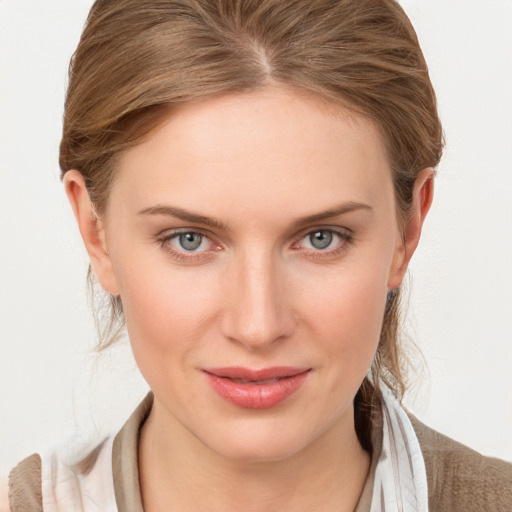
[64,170,120,296]
[387,168,434,289]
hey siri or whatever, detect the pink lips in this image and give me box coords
[203,366,311,409]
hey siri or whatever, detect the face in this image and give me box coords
[76,87,413,462]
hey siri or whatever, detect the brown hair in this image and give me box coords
[60,0,443,403]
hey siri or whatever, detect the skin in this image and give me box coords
[65,86,433,511]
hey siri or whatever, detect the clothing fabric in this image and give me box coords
[370,386,428,511]
[40,437,117,512]
[9,389,512,512]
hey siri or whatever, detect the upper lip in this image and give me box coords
[203,366,311,381]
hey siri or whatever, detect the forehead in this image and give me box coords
[112,87,394,222]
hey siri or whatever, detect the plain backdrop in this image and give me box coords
[1,0,511,479]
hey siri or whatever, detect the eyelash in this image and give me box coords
[156,230,216,263]
[294,229,354,261]
[156,228,354,263]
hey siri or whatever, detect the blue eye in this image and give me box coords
[169,231,211,252]
[302,230,341,250]
[308,230,334,249]
[157,229,217,263]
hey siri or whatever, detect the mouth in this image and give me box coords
[202,366,312,409]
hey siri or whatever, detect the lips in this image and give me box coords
[203,366,311,409]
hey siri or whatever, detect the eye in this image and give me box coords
[294,228,353,258]
[305,230,335,250]
[163,231,213,253]
[156,229,219,263]
[301,229,341,250]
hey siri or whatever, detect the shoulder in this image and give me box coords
[408,413,512,512]
[8,454,43,512]
[8,438,114,512]
[7,394,152,512]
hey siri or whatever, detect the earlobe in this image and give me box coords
[387,168,435,290]
[63,170,120,296]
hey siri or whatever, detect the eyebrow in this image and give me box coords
[137,201,372,231]
[290,201,372,230]
[138,205,229,230]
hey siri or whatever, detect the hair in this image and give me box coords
[60,0,443,409]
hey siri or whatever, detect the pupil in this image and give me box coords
[179,232,202,251]
[310,230,332,249]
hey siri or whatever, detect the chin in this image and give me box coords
[199,418,319,464]
[210,438,304,464]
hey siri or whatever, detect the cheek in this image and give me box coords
[298,247,389,328]
[294,261,389,377]
[113,254,222,371]
[330,279,385,359]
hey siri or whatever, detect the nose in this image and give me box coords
[220,249,297,350]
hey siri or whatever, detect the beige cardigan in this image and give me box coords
[9,393,512,511]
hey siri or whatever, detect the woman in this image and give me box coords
[8,0,512,511]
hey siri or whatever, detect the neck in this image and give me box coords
[139,400,370,512]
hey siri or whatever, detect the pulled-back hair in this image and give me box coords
[60,0,443,406]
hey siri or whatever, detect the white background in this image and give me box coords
[1,0,511,484]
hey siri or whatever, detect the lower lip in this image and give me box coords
[204,370,310,409]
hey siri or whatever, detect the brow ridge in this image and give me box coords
[290,201,372,230]
[138,201,372,231]
[138,205,228,230]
